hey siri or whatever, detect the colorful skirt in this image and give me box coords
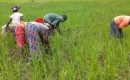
[25,23,40,57]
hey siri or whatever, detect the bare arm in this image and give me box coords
[56,27,62,35]
[20,16,24,21]
[39,30,50,47]
[6,18,12,31]
[44,30,49,47]
[42,30,51,54]
[119,21,129,29]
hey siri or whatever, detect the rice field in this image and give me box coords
[0,0,130,80]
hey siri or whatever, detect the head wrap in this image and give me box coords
[11,6,21,11]
[35,18,44,23]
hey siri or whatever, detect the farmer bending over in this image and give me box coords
[110,15,130,39]
[25,18,50,60]
[44,13,67,35]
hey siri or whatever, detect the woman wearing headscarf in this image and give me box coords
[25,18,50,59]
[15,21,27,58]
[3,6,24,34]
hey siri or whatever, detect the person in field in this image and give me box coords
[2,6,24,34]
[25,18,50,59]
[15,21,27,58]
[110,15,130,39]
[43,13,67,35]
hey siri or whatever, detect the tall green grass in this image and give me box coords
[0,0,130,80]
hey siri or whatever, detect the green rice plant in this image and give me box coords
[1,0,130,80]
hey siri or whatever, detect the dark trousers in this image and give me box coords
[110,19,123,39]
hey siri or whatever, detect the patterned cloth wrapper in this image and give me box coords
[25,23,40,58]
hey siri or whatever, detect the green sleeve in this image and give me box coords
[52,20,60,27]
